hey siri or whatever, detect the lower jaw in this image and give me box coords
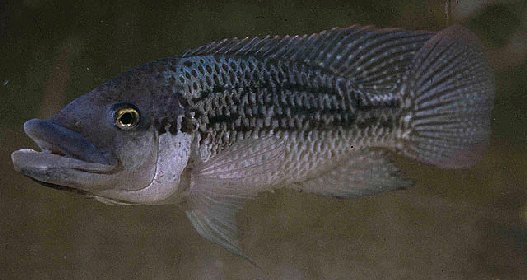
[30,179,93,196]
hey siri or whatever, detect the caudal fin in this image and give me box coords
[398,25,495,168]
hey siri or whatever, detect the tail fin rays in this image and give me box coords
[398,25,495,168]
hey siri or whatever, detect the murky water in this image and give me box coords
[1,0,526,279]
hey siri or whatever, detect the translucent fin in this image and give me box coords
[186,137,286,258]
[183,25,433,91]
[399,25,495,168]
[186,196,247,258]
[295,150,412,198]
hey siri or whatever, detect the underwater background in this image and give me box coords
[1,0,526,279]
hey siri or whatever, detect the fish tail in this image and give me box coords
[397,25,495,168]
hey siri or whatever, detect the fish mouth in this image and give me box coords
[11,119,116,190]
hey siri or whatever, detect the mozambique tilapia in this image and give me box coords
[11,25,494,257]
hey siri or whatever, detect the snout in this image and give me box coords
[24,118,111,165]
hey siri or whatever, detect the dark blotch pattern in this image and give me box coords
[167,56,399,148]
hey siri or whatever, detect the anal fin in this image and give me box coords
[296,150,412,198]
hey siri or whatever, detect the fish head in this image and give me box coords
[12,62,192,205]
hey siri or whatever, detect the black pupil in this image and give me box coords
[120,112,135,126]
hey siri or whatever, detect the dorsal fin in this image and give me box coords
[183,25,434,92]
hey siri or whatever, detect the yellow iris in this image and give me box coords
[115,106,140,130]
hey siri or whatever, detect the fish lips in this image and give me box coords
[11,119,117,188]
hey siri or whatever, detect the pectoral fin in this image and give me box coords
[296,150,412,198]
[186,195,247,257]
[186,137,286,258]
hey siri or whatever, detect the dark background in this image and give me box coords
[1,0,526,279]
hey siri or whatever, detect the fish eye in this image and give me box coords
[114,103,140,130]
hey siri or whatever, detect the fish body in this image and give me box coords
[11,25,494,257]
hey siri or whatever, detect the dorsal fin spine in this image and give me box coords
[180,25,435,111]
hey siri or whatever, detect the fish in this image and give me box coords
[11,24,495,258]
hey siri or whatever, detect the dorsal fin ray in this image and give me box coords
[182,25,434,93]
